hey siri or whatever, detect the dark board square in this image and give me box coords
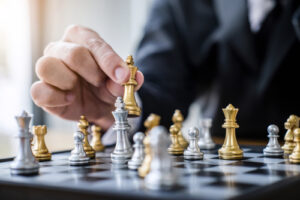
[246,169,290,177]
[227,161,266,167]
[207,180,258,190]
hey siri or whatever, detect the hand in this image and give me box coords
[31,25,144,130]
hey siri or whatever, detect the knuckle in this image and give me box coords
[100,51,116,69]
[66,75,78,90]
[86,38,107,53]
[64,24,83,37]
[35,56,54,79]
[65,45,87,67]
[43,42,56,55]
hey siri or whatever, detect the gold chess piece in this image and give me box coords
[123,55,141,117]
[32,125,51,161]
[78,116,95,158]
[289,128,300,163]
[282,115,299,155]
[218,104,243,160]
[138,136,152,178]
[168,124,184,155]
[91,125,105,152]
[172,109,188,148]
[144,113,161,136]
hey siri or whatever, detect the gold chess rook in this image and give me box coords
[218,104,243,160]
[32,125,51,161]
[123,55,141,117]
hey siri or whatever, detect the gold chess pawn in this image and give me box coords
[218,104,243,160]
[289,128,300,163]
[78,116,95,158]
[282,115,299,155]
[168,124,184,155]
[91,125,105,152]
[123,55,141,117]
[172,109,188,148]
[144,113,161,136]
[138,136,152,178]
[32,125,51,161]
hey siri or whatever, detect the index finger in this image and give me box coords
[62,25,130,84]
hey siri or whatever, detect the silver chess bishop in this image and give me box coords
[145,126,177,190]
[128,132,145,170]
[263,124,284,157]
[69,130,90,166]
[111,97,133,165]
[10,111,39,175]
[184,127,204,160]
[198,118,216,150]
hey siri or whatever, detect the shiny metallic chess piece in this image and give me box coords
[111,97,133,165]
[263,124,284,157]
[32,125,51,161]
[78,116,95,158]
[168,124,184,155]
[172,110,188,148]
[184,127,204,160]
[123,55,141,117]
[91,125,105,152]
[218,104,243,160]
[282,115,299,155]
[138,135,152,178]
[289,128,300,163]
[10,111,39,175]
[69,130,90,166]
[145,126,177,190]
[144,113,161,136]
[198,118,216,150]
[128,132,145,170]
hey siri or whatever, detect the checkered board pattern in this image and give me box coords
[0,146,300,200]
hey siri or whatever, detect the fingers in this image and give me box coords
[106,70,144,97]
[31,81,75,107]
[44,41,105,87]
[36,56,78,90]
[62,25,130,84]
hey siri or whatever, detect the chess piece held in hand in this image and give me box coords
[32,125,51,161]
[123,55,141,117]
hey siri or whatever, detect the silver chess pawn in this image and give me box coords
[10,111,39,175]
[128,132,145,170]
[111,97,133,165]
[198,118,215,150]
[263,124,284,157]
[69,130,90,166]
[184,127,204,160]
[145,126,177,190]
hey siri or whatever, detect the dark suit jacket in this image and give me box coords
[135,0,300,139]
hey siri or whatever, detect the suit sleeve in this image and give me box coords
[135,0,218,129]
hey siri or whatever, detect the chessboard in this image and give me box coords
[1,146,300,200]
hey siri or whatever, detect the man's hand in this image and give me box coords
[31,25,144,130]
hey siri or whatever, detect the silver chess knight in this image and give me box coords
[198,118,216,150]
[263,124,284,157]
[69,130,90,166]
[145,126,177,190]
[128,132,145,170]
[10,111,39,175]
[111,97,133,165]
[184,127,204,160]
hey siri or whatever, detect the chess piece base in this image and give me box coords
[85,149,95,159]
[145,173,177,190]
[289,154,300,164]
[69,157,89,166]
[282,144,295,155]
[184,151,204,160]
[128,159,143,170]
[198,142,216,150]
[167,147,184,155]
[93,144,105,152]
[111,152,132,164]
[263,148,284,157]
[218,148,243,160]
[10,167,39,175]
[126,105,141,117]
[35,153,52,162]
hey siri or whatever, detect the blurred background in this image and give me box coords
[0,0,153,158]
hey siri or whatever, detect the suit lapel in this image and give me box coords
[257,2,296,95]
[214,0,259,71]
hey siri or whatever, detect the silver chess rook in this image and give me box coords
[198,118,215,150]
[184,127,204,160]
[69,130,90,166]
[111,97,133,165]
[128,132,145,170]
[263,124,284,157]
[10,111,39,175]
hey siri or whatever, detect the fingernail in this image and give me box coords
[66,93,75,102]
[115,67,128,82]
